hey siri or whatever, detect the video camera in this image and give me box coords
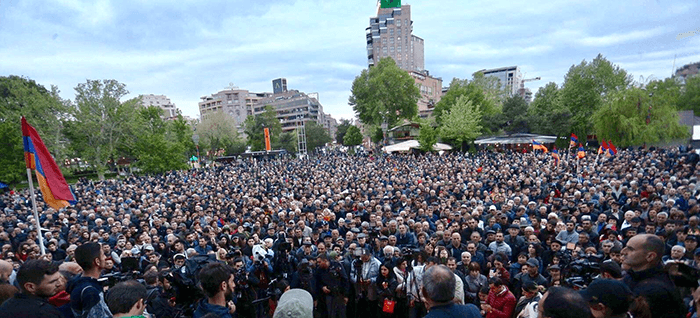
[563,254,603,288]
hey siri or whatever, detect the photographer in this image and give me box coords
[290,258,316,298]
[351,248,381,318]
[105,280,148,318]
[232,257,259,318]
[194,262,237,318]
[315,253,349,318]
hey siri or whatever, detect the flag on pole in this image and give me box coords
[570,133,578,148]
[22,117,76,210]
[577,144,586,159]
[380,0,401,8]
[598,140,609,155]
[552,148,560,166]
[532,140,548,153]
[608,140,618,156]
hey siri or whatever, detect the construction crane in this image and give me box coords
[518,77,541,103]
[520,77,541,90]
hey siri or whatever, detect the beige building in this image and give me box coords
[410,70,442,118]
[198,88,270,133]
[366,4,424,72]
[140,94,180,120]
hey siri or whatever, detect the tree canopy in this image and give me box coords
[343,125,363,147]
[349,57,420,128]
[197,111,246,155]
[243,106,282,151]
[592,86,687,147]
[439,96,482,151]
[305,120,331,152]
[335,119,352,144]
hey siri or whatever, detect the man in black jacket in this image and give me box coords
[621,234,684,318]
[0,259,63,318]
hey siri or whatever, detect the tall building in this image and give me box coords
[252,84,325,133]
[479,66,522,96]
[366,4,424,72]
[140,94,180,120]
[410,70,442,118]
[198,87,271,133]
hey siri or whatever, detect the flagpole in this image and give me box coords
[26,168,46,255]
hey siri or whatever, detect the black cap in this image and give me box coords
[580,279,633,315]
[600,260,622,278]
[522,281,538,292]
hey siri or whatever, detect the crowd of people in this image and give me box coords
[0,146,700,318]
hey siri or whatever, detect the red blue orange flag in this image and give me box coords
[532,140,548,153]
[607,140,618,156]
[552,148,560,166]
[570,133,578,148]
[598,140,609,155]
[577,144,586,159]
[22,117,76,210]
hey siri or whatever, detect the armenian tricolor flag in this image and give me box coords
[607,140,618,156]
[552,148,560,166]
[598,140,609,155]
[532,140,548,153]
[22,117,76,210]
[577,144,586,159]
[570,133,578,148]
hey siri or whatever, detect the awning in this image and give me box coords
[382,140,452,153]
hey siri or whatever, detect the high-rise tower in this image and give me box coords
[366,4,424,72]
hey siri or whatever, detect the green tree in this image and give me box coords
[335,119,352,144]
[343,125,363,146]
[196,111,245,155]
[433,73,503,134]
[278,131,297,154]
[0,76,69,185]
[64,79,139,180]
[133,106,188,174]
[244,106,282,151]
[500,95,529,134]
[417,120,438,152]
[305,121,332,153]
[349,58,420,129]
[527,82,572,137]
[559,54,632,135]
[678,75,700,116]
[439,96,483,151]
[592,87,687,147]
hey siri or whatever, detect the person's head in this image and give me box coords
[421,265,455,305]
[316,254,330,270]
[16,259,62,298]
[0,259,13,283]
[538,286,592,318]
[106,280,148,317]
[460,251,471,265]
[75,242,106,272]
[580,279,633,318]
[621,234,664,271]
[198,262,235,298]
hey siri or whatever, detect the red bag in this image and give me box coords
[382,299,395,314]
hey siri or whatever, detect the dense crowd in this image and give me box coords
[1,147,700,318]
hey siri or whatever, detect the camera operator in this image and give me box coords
[0,259,63,318]
[105,280,148,318]
[232,257,258,318]
[147,271,178,318]
[315,253,349,318]
[68,242,112,318]
[194,262,237,318]
[290,258,316,298]
[351,248,381,318]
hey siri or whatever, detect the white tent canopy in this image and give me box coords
[382,140,452,153]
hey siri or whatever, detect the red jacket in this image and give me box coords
[486,287,516,318]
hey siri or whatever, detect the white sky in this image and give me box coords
[1,0,699,121]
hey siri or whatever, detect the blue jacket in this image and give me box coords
[66,275,112,318]
[193,298,233,318]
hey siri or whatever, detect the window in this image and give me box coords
[396,19,401,27]
[383,47,387,55]
[390,37,394,45]
[389,28,394,37]
[397,45,401,53]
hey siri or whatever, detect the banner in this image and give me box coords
[264,128,271,151]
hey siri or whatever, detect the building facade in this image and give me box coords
[198,88,271,133]
[252,89,325,133]
[479,66,522,96]
[140,94,180,120]
[410,70,442,118]
[676,62,700,80]
[366,4,424,72]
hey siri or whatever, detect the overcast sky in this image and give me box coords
[1,0,699,121]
